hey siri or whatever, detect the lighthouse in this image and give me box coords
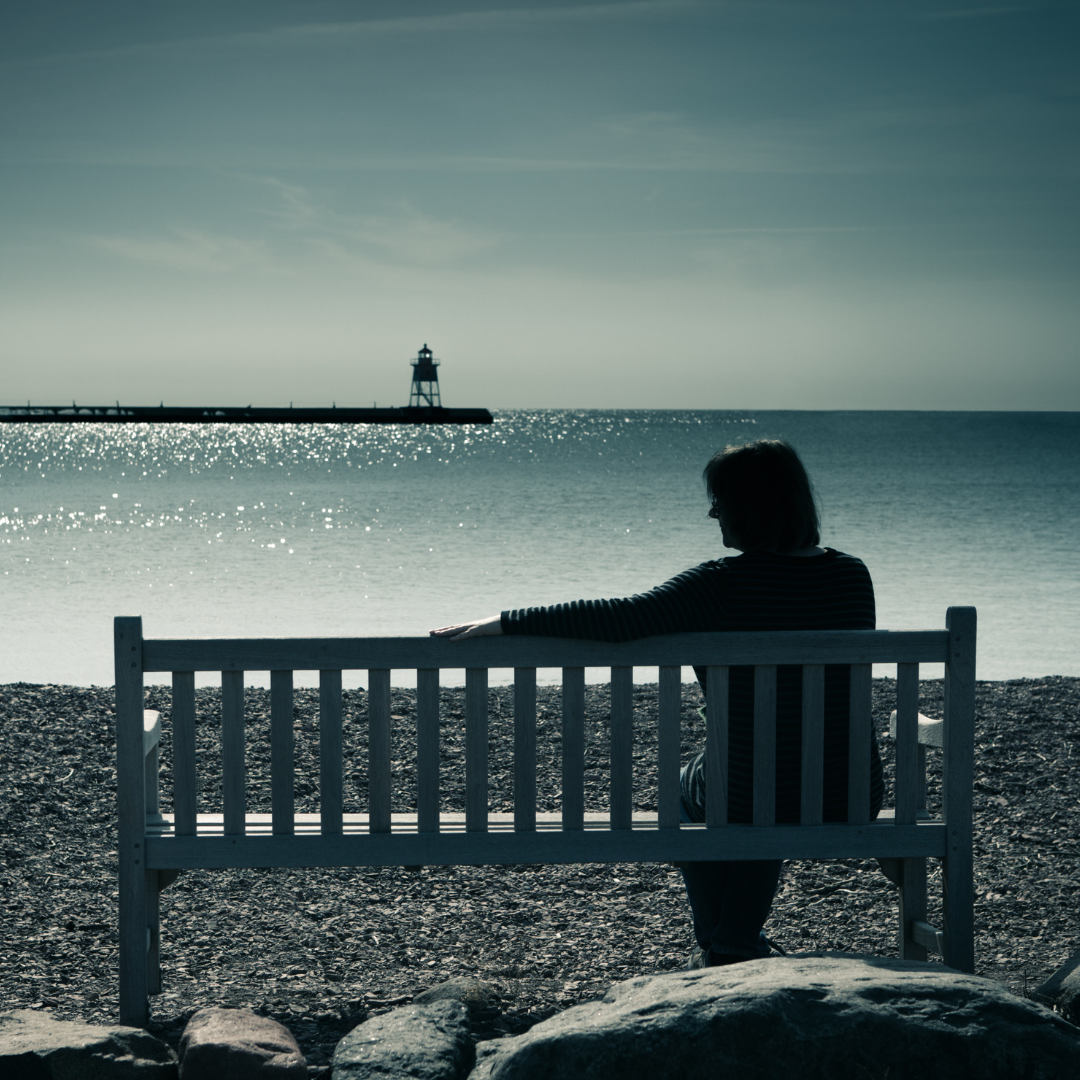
[409,344,442,408]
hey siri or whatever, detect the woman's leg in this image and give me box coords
[678,765,782,964]
[681,859,782,962]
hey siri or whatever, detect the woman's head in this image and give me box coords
[703,439,820,553]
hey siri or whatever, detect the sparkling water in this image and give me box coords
[2,411,1077,686]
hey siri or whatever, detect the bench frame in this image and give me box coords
[115,608,976,1027]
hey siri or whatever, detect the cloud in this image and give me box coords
[1,1,702,68]
[915,5,1048,20]
[251,179,502,264]
[85,181,501,278]
[346,209,500,264]
[87,231,284,275]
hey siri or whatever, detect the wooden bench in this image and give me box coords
[114,608,976,1027]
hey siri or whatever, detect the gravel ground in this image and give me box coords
[1,676,1078,1073]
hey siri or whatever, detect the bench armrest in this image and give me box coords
[888,710,943,749]
[143,710,161,755]
[143,711,163,820]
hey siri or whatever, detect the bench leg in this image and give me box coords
[147,870,162,996]
[898,857,928,962]
[942,849,975,973]
[118,859,148,1027]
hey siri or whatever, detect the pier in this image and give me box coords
[0,404,492,425]
[1,345,493,425]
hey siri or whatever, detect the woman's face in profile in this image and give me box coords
[709,501,743,552]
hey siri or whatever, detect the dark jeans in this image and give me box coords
[679,859,783,959]
[679,796,782,960]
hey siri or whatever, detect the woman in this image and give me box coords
[432,439,883,967]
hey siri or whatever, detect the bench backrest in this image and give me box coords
[115,610,976,847]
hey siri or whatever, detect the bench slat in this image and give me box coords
[270,670,294,835]
[562,667,585,831]
[320,670,343,836]
[848,663,872,824]
[705,665,728,827]
[145,820,949,869]
[753,665,777,827]
[172,671,197,836]
[894,663,920,825]
[513,669,537,832]
[800,664,825,826]
[141,629,952,672]
[417,669,440,834]
[610,666,633,830]
[222,671,245,836]
[466,668,488,833]
[368,670,391,833]
[658,666,681,829]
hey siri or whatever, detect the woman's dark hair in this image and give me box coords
[703,439,820,553]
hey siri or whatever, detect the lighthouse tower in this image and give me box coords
[409,344,442,408]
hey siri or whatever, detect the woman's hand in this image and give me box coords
[429,614,503,641]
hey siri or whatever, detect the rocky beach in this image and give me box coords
[1,676,1077,1071]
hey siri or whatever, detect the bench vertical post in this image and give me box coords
[172,672,197,836]
[893,664,920,825]
[848,664,872,824]
[800,665,825,826]
[320,670,343,835]
[513,669,537,832]
[562,668,585,831]
[271,671,295,835]
[609,667,633,830]
[417,669,441,833]
[942,606,976,973]
[752,666,777,826]
[222,672,246,836]
[705,666,729,828]
[658,667,681,829]
[115,616,148,1027]
[466,668,489,832]
[369,670,392,833]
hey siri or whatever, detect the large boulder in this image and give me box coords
[0,1009,177,1079]
[178,1007,305,1079]
[471,954,1080,1080]
[413,977,499,1018]
[332,1000,473,1080]
[1036,948,1080,1025]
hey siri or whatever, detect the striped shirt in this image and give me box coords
[502,548,883,824]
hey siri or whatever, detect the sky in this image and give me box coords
[1,1,1077,410]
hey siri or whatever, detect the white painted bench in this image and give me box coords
[114,608,976,1027]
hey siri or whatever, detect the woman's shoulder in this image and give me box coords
[718,548,872,580]
[671,550,871,582]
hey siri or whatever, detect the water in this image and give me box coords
[1,411,1077,687]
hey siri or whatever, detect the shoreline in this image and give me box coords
[1,676,1077,1062]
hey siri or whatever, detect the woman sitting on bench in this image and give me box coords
[432,438,884,967]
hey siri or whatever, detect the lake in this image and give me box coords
[2,410,1077,686]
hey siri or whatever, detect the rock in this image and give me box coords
[0,1009,177,1079]
[332,1000,473,1080]
[413,977,499,1017]
[1036,948,1080,1024]
[470,954,1080,1080]
[178,1007,306,1079]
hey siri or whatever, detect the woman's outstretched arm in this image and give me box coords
[429,614,503,640]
